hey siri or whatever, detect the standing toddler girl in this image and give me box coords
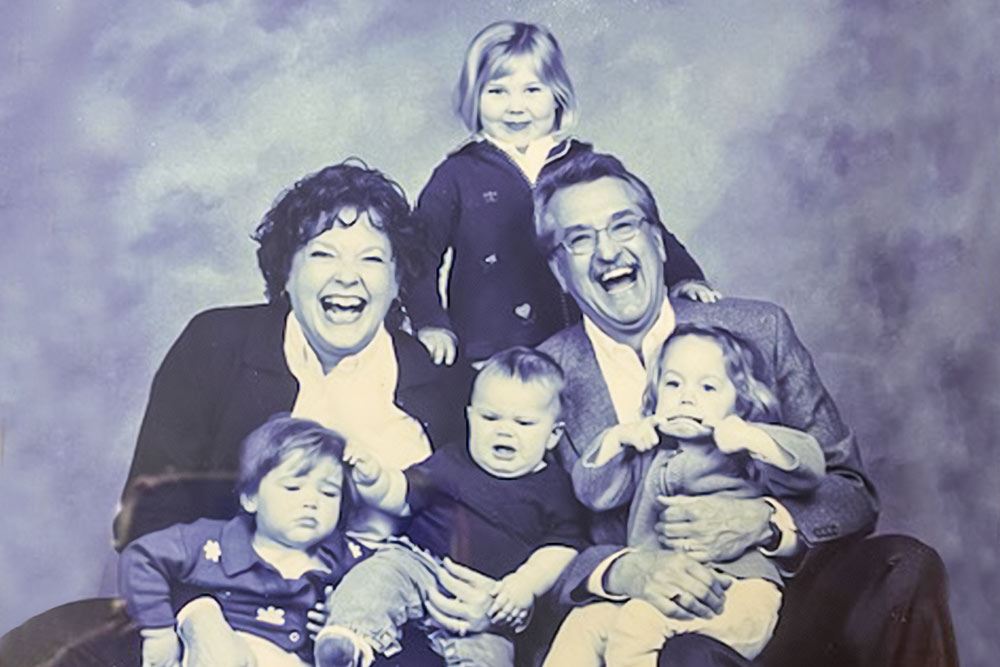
[410,21,716,364]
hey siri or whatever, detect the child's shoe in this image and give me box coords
[315,626,374,667]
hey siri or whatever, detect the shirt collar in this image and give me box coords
[219,513,354,577]
[479,134,558,185]
[582,297,677,366]
[283,310,394,378]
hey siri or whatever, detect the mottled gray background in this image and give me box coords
[1,0,996,664]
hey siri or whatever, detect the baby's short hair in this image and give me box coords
[475,346,567,416]
[454,21,577,134]
[237,415,352,517]
[642,324,779,423]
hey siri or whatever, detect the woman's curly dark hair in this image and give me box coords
[252,159,431,328]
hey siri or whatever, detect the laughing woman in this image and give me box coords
[118,159,471,545]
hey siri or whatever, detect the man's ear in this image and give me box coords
[546,422,566,450]
[548,254,569,292]
[653,225,667,264]
[239,492,257,514]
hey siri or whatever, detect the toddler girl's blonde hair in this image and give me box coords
[454,21,578,135]
[642,324,780,424]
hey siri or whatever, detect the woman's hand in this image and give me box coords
[306,585,333,639]
[417,327,459,366]
[669,280,722,303]
[425,557,499,636]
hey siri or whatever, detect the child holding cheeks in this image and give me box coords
[314,346,587,667]
[119,416,368,667]
[545,324,826,667]
[410,21,717,365]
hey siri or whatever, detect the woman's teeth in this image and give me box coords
[320,295,365,313]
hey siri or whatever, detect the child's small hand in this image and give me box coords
[343,441,382,485]
[140,628,182,667]
[417,326,459,366]
[670,280,722,303]
[711,414,751,455]
[488,573,534,628]
[607,417,663,453]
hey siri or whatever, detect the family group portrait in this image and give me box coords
[1,1,995,666]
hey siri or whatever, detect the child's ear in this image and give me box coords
[239,492,258,514]
[546,422,566,450]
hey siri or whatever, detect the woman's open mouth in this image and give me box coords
[320,295,367,323]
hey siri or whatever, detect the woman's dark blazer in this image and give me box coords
[122,301,472,500]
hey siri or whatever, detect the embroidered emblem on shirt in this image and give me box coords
[256,606,286,626]
[514,303,532,319]
[483,190,498,203]
[202,540,222,563]
[484,253,498,265]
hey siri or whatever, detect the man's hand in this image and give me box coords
[488,572,534,628]
[604,549,730,620]
[176,598,257,667]
[417,327,458,366]
[425,557,500,636]
[655,495,772,563]
[140,628,181,667]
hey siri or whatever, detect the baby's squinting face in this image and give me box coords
[655,335,738,438]
[467,373,563,478]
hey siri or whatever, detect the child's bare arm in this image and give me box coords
[343,441,408,514]
[488,545,577,626]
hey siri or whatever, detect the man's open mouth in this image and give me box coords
[597,266,637,292]
[320,295,366,322]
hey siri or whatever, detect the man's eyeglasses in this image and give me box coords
[557,217,648,256]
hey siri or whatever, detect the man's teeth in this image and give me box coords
[599,267,636,286]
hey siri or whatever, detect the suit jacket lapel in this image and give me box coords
[559,325,619,460]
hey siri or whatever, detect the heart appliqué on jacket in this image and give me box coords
[514,303,532,319]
